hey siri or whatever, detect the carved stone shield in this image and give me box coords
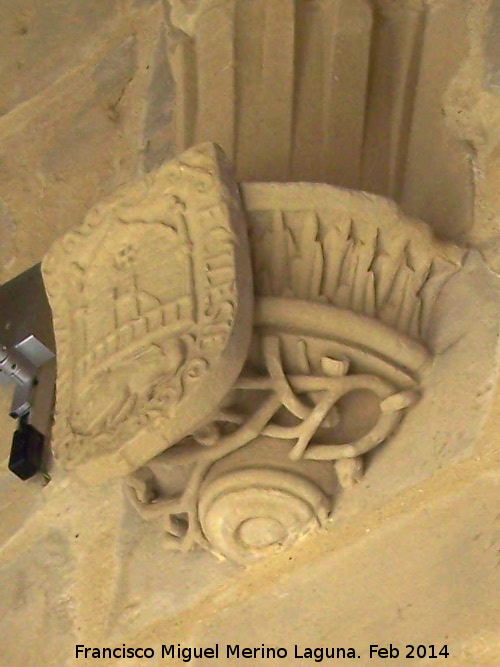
[42,143,253,484]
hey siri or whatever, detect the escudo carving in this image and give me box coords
[42,143,253,484]
[44,145,465,563]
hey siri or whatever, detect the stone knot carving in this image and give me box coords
[125,320,423,563]
[43,144,465,563]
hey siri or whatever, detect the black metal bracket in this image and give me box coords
[8,415,45,480]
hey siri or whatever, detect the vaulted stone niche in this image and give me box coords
[158,0,474,239]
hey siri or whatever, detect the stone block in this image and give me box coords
[0,32,145,282]
[0,0,119,116]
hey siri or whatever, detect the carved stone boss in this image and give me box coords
[43,144,464,564]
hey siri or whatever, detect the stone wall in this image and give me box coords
[0,2,499,666]
[0,0,171,282]
[1,0,500,285]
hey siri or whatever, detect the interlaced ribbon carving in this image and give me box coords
[125,334,418,552]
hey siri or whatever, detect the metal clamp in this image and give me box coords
[0,335,55,418]
[1,337,49,417]
[0,264,56,480]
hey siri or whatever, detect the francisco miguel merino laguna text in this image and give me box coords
[75,644,359,661]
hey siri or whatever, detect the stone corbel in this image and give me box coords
[43,143,466,564]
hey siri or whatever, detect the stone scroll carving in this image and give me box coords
[42,143,253,485]
[123,179,464,564]
[43,145,466,563]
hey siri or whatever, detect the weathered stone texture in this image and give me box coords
[142,26,177,171]
[0,0,119,116]
[0,533,74,666]
[486,0,500,91]
[0,1,498,665]
[185,474,500,665]
[0,199,14,275]
[92,36,138,115]
[0,6,165,282]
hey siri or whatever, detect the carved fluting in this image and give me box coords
[42,143,253,484]
[164,0,473,238]
[168,0,372,185]
[241,183,465,343]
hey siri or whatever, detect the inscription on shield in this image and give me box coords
[42,143,253,484]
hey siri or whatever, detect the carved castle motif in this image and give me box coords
[42,144,253,481]
[43,141,466,563]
